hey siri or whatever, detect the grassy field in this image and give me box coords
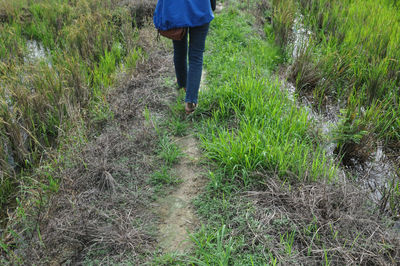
[155,1,400,264]
[270,0,400,162]
[0,0,153,221]
[199,7,336,183]
[1,0,400,264]
[267,0,400,220]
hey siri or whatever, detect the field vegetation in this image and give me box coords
[270,0,400,163]
[0,0,154,220]
[0,0,159,263]
[1,0,399,264]
[156,0,400,264]
[267,0,400,220]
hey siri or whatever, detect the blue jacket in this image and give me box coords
[154,0,214,31]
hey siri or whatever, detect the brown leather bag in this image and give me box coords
[158,28,187,41]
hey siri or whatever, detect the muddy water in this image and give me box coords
[25,40,49,63]
[291,15,312,58]
[352,144,398,202]
[282,16,399,203]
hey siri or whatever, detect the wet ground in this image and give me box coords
[282,15,399,206]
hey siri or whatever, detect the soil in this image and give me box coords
[157,136,206,253]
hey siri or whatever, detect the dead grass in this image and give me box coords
[247,175,400,265]
[121,0,157,28]
[3,24,176,264]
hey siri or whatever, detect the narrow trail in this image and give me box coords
[157,135,206,253]
[155,49,210,253]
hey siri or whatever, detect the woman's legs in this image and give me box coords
[172,23,210,104]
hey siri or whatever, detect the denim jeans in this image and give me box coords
[173,23,210,104]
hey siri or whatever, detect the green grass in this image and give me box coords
[150,166,182,192]
[0,0,145,212]
[199,7,336,183]
[188,225,235,266]
[153,2,338,264]
[157,135,182,166]
[166,91,190,137]
[149,111,185,194]
[271,0,400,157]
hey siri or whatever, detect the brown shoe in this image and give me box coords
[185,102,197,114]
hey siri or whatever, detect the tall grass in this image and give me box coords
[270,0,400,161]
[200,8,336,184]
[177,4,337,263]
[0,0,147,216]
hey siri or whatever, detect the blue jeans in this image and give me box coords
[173,23,210,104]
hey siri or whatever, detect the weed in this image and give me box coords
[157,135,182,166]
[125,47,142,70]
[332,91,397,165]
[167,118,189,137]
[280,229,296,256]
[150,166,181,187]
[188,225,234,266]
[271,0,296,47]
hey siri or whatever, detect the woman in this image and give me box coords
[154,0,216,114]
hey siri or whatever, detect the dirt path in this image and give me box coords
[157,135,205,253]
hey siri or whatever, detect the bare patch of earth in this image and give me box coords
[156,136,206,253]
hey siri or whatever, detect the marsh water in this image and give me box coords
[284,16,399,205]
[1,40,51,229]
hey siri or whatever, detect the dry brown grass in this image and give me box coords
[0,0,158,230]
[247,175,400,265]
[121,0,157,28]
[3,23,176,264]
